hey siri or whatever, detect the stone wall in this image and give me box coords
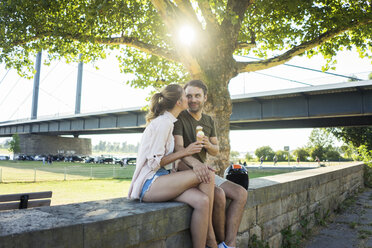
[19,134,92,155]
[0,163,364,248]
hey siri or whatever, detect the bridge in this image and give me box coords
[1,80,371,138]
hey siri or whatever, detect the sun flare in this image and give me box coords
[178,26,195,46]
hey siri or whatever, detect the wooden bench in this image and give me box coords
[0,191,52,211]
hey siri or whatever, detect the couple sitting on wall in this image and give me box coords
[128,80,248,248]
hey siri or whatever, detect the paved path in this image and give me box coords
[305,188,372,248]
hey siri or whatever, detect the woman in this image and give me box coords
[128,84,217,248]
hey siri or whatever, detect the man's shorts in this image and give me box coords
[215,174,227,187]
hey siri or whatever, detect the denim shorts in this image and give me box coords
[140,168,169,201]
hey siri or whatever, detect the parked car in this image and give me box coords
[117,157,137,166]
[64,155,84,162]
[0,155,10,160]
[98,157,114,164]
[113,157,122,165]
[34,155,47,161]
[17,155,34,161]
[85,157,95,163]
[53,155,65,162]
[126,157,136,165]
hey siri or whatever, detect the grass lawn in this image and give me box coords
[0,160,135,182]
[0,160,314,206]
[0,179,131,206]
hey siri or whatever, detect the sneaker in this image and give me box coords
[218,242,235,248]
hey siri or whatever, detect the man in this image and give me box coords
[173,80,248,248]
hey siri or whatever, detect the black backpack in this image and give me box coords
[224,164,249,190]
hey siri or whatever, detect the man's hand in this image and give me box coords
[184,141,203,156]
[201,136,212,150]
[192,162,212,183]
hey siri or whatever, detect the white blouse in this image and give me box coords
[128,111,177,199]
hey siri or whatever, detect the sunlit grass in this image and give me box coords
[0,179,131,206]
[0,160,135,182]
[0,160,320,206]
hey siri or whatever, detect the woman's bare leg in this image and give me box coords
[142,170,200,202]
[199,170,217,248]
[174,188,209,248]
[176,161,218,247]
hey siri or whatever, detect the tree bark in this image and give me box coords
[190,55,237,175]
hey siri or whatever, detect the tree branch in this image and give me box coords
[221,0,253,45]
[10,32,180,63]
[196,0,219,28]
[236,19,372,73]
[96,36,180,62]
[174,0,203,27]
[236,41,256,50]
[150,0,181,30]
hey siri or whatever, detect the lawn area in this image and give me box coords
[0,179,131,206]
[0,160,135,182]
[0,160,311,206]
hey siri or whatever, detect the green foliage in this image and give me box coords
[1,0,371,81]
[308,144,340,161]
[0,139,10,149]
[248,234,269,248]
[281,227,302,248]
[307,129,342,161]
[118,47,189,89]
[229,150,240,163]
[8,133,20,155]
[309,145,326,161]
[340,144,357,159]
[356,145,372,187]
[293,147,310,161]
[358,145,372,165]
[327,127,372,151]
[314,209,331,226]
[255,146,275,161]
[93,141,139,153]
[325,146,341,160]
[275,150,289,161]
[308,128,335,148]
[245,152,254,162]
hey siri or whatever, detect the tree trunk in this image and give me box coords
[191,60,237,176]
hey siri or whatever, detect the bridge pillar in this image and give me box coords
[31,51,42,120]
[18,134,92,156]
[75,54,84,114]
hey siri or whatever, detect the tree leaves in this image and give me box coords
[1,0,371,80]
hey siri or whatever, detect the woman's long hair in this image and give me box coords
[146,84,183,123]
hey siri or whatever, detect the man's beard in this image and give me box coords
[188,102,203,113]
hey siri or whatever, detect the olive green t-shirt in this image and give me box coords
[173,110,216,163]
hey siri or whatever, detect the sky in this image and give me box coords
[0,49,371,154]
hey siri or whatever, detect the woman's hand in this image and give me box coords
[184,141,203,156]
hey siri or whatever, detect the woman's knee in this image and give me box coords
[194,193,210,210]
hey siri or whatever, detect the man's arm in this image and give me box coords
[174,135,212,183]
[203,136,219,156]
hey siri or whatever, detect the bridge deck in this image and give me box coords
[1,81,371,137]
